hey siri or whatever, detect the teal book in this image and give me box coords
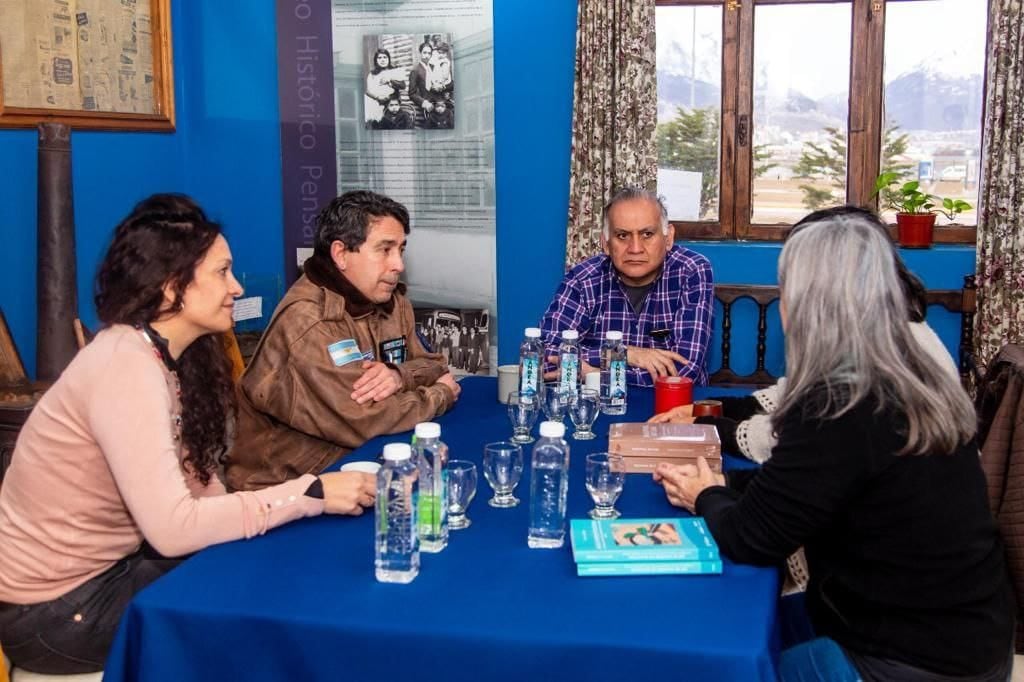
[570,517,719,563]
[576,559,723,577]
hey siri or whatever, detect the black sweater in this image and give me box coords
[695,397,1014,677]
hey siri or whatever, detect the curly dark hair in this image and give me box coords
[313,189,410,257]
[95,193,235,485]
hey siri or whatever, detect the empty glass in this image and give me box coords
[447,460,478,529]
[585,453,625,519]
[541,381,572,422]
[482,441,524,508]
[507,391,539,444]
[568,388,600,440]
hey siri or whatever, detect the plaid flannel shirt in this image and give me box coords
[539,246,714,387]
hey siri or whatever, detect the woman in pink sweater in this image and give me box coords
[0,195,376,674]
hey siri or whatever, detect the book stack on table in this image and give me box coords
[569,517,722,577]
[607,423,722,474]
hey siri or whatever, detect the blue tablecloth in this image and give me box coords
[104,378,780,681]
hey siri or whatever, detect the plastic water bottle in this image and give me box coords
[558,330,581,394]
[413,422,448,553]
[528,421,570,548]
[519,327,543,397]
[375,443,419,583]
[600,330,628,415]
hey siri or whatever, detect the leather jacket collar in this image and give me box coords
[302,251,403,318]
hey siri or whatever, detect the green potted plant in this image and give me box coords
[872,171,972,248]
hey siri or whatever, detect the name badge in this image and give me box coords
[379,336,407,365]
[327,338,364,367]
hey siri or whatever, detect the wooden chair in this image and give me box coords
[709,275,978,388]
[222,328,246,382]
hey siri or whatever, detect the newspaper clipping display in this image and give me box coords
[0,0,155,113]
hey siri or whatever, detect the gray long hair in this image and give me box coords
[773,214,975,455]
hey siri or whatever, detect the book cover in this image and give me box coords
[608,422,721,463]
[576,559,724,577]
[570,517,719,563]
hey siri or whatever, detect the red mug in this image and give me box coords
[654,376,693,415]
[691,399,724,418]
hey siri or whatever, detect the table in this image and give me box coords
[104,378,780,681]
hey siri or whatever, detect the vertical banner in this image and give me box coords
[276,0,497,372]
[276,0,338,284]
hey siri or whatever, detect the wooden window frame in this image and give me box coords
[657,0,986,244]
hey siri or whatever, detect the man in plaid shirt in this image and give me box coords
[539,187,714,387]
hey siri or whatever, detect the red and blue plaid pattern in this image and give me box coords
[539,246,714,387]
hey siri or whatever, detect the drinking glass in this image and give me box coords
[585,453,625,519]
[447,460,478,529]
[568,388,600,440]
[507,391,539,444]
[541,381,572,422]
[482,441,524,508]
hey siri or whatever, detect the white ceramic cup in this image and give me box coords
[497,364,519,404]
[584,372,601,392]
[340,461,381,475]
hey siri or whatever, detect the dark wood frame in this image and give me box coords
[710,275,978,387]
[0,0,175,131]
[0,309,28,388]
[656,0,987,245]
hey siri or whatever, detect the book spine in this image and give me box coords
[576,560,724,576]
[572,547,719,563]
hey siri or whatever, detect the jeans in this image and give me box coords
[0,548,180,674]
[778,637,862,682]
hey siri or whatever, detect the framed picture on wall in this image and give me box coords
[0,0,174,131]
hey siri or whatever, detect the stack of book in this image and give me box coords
[607,422,722,474]
[569,517,722,577]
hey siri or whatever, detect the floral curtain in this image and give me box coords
[565,0,658,267]
[975,0,1024,372]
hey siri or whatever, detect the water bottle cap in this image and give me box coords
[524,327,541,338]
[561,329,579,340]
[414,422,441,439]
[382,443,412,461]
[605,330,623,341]
[539,421,566,438]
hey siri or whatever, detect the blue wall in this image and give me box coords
[0,0,975,379]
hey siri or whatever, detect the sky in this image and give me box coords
[656,0,987,100]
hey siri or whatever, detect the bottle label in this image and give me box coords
[560,353,579,387]
[610,359,627,404]
[520,356,539,396]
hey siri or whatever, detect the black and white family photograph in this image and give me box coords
[363,33,455,131]
[414,307,489,377]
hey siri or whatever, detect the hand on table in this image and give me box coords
[626,347,688,378]
[319,471,376,515]
[652,457,724,513]
[351,361,403,404]
[648,404,695,424]
[435,372,462,401]
[541,355,598,381]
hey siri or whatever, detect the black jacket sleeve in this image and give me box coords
[694,405,871,565]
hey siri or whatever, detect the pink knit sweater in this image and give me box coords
[0,325,324,604]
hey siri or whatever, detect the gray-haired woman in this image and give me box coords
[655,211,1014,681]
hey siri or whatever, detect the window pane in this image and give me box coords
[751,3,851,225]
[656,5,722,222]
[882,0,985,225]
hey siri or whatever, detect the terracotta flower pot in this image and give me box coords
[895,213,936,248]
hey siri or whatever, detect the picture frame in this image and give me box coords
[0,0,174,131]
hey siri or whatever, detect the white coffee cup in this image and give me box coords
[497,364,519,404]
[340,461,381,475]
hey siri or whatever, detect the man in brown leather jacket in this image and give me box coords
[225,191,460,490]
